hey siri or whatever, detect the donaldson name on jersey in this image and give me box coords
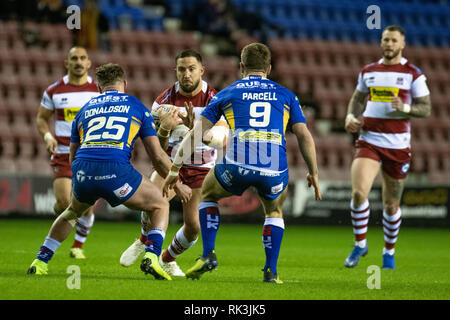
[71,90,157,163]
[201,75,306,173]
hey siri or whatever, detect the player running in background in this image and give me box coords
[163,43,322,283]
[344,25,431,269]
[36,46,99,259]
[27,63,192,279]
[120,50,228,277]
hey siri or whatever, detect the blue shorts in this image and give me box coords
[214,163,289,200]
[71,159,143,207]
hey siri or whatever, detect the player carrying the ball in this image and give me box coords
[120,50,228,277]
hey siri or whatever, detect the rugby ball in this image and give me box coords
[205,125,229,149]
[151,104,175,125]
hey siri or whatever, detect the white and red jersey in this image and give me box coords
[356,57,430,149]
[40,75,99,155]
[152,80,219,168]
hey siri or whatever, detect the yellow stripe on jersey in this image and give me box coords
[81,141,124,149]
[127,118,141,147]
[238,131,282,145]
[132,116,142,124]
[283,104,290,134]
[79,125,84,143]
[64,107,81,122]
[222,103,235,130]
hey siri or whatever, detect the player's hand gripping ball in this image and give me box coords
[204,125,229,149]
[151,104,175,126]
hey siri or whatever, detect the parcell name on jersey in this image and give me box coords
[242,92,277,101]
[84,105,130,119]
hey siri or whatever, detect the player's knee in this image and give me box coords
[154,197,169,214]
[54,199,70,215]
[352,190,367,207]
[384,203,399,215]
[264,206,283,218]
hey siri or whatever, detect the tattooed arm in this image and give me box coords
[391,95,431,118]
[345,89,367,133]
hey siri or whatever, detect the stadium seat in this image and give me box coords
[32,158,52,176]
[0,138,17,160]
[35,141,50,160]
[9,115,34,141]
[15,158,34,173]
[0,158,17,173]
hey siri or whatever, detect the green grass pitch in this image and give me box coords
[0,218,449,300]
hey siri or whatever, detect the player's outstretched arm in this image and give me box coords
[142,135,192,202]
[162,116,214,196]
[142,135,173,177]
[291,123,322,200]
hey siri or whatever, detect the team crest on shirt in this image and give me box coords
[396,77,404,85]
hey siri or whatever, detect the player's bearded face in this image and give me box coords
[383,47,401,60]
[180,78,201,93]
[381,31,405,61]
[176,57,204,93]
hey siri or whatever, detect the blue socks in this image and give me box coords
[36,237,61,263]
[199,201,220,258]
[262,218,285,275]
[198,201,284,275]
[145,229,165,256]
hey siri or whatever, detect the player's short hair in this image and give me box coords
[95,63,126,89]
[241,43,271,72]
[175,49,203,64]
[383,25,405,37]
[67,46,88,58]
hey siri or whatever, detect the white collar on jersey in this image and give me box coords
[378,57,408,65]
[175,80,207,93]
[242,75,268,80]
[63,75,93,84]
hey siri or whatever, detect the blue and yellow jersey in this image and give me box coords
[71,90,157,162]
[201,75,306,173]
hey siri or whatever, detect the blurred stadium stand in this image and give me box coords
[0,0,448,184]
